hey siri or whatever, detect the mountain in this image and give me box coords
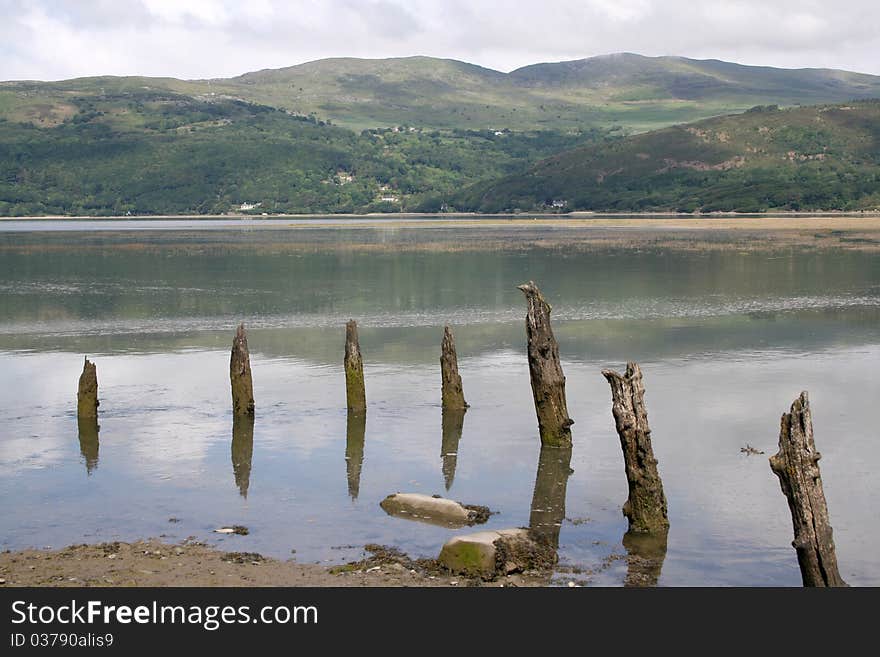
[455,100,880,213]
[4,54,880,133]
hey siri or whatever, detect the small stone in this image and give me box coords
[0,578,6,584]
[568,581,576,587]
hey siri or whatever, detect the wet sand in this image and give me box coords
[0,539,551,588]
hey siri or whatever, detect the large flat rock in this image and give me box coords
[380,493,489,528]
[438,528,554,579]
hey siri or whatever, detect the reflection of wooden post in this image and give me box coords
[231,415,255,498]
[529,445,573,551]
[517,281,573,447]
[230,323,255,416]
[345,411,366,500]
[441,326,468,410]
[770,392,847,587]
[344,320,366,413]
[77,416,100,475]
[441,409,466,491]
[77,357,99,418]
[602,362,669,535]
[623,530,668,587]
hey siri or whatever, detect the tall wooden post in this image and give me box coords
[602,362,669,534]
[441,325,468,410]
[517,281,573,447]
[230,323,255,416]
[77,357,99,418]
[770,392,847,587]
[344,320,366,413]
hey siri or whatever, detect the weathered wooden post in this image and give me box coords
[602,362,669,534]
[441,408,466,491]
[231,414,254,498]
[769,392,847,587]
[517,281,573,447]
[529,444,573,550]
[344,320,366,413]
[441,325,468,410]
[230,323,254,416]
[77,357,99,418]
[345,411,366,500]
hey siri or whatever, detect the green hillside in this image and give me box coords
[455,101,880,213]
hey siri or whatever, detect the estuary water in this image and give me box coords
[1,220,878,585]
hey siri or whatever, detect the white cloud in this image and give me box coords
[0,0,878,80]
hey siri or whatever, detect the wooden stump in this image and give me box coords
[345,411,366,500]
[769,392,847,587]
[517,281,573,447]
[229,323,255,416]
[441,408,466,491]
[77,357,99,418]
[602,362,669,534]
[231,414,255,498]
[441,325,468,410]
[344,320,366,413]
[77,415,100,475]
[529,445,573,550]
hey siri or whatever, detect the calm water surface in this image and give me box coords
[1,221,878,585]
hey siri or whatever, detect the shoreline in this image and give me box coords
[0,538,552,588]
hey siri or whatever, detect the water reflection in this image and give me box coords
[76,416,100,475]
[529,445,573,551]
[345,412,366,500]
[622,530,669,587]
[440,409,466,491]
[231,415,254,498]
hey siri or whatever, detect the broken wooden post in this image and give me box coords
[344,320,366,413]
[517,281,573,447]
[602,362,669,534]
[345,411,366,500]
[769,392,847,587]
[77,357,99,418]
[229,323,254,416]
[77,415,100,475]
[231,414,254,498]
[529,445,573,550]
[441,325,468,410]
[441,408,466,491]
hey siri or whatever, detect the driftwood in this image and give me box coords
[769,392,847,587]
[517,281,573,447]
[229,323,255,416]
[440,326,468,410]
[77,357,99,418]
[344,320,366,413]
[602,362,669,534]
[77,415,100,475]
[529,445,573,550]
[231,414,254,498]
[345,411,366,500]
[441,408,466,491]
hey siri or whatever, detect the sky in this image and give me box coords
[1,0,879,81]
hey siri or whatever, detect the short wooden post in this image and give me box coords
[441,408,466,491]
[602,362,669,534]
[517,281,573,447]
[344,320,366,413]
[441,326,468,410]
[345,411,366,500]
[77,357,99,418]
[230,323,255,416]
[770,392,847,587]
[231,415,254,498]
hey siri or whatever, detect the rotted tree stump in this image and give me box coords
[77,357,99,418]
[344,320,366,413]
[601,362,669,535]
[441,325,468,410]
[230,323,255,416]
[769,392,847,587]
[517,281,573,447]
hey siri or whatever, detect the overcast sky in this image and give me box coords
[2,0,878,81]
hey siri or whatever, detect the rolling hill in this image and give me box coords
[455,101,880,213]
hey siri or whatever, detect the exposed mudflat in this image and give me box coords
[0,539,551,587]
